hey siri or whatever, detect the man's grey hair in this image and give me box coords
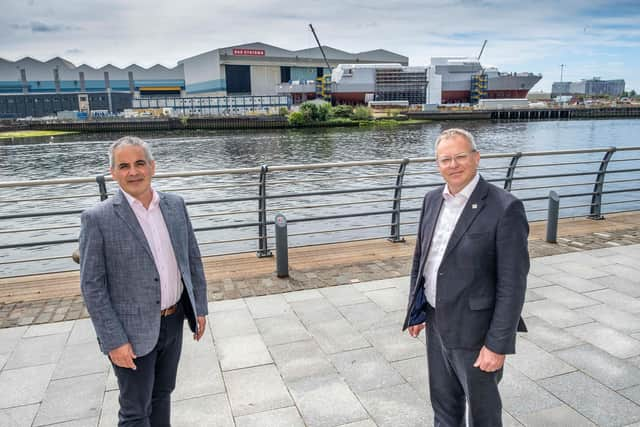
[434,128,478,154]
[109,136,154,169]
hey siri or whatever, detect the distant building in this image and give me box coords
[551,78,625,98]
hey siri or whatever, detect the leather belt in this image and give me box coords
[160,303,177,317]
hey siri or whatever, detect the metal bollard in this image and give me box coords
[274,213,289,278]
[546,191,560,243]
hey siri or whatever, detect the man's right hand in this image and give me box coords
[408,323,426,338]
[109,343,137,370]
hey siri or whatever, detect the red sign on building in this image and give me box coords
[232,48,266,56]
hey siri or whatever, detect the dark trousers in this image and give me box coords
[112,303,185,427]
[427,321,503,427]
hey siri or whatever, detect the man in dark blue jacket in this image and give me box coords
[404,128,529,427]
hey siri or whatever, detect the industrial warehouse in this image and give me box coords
[0,40,556,119]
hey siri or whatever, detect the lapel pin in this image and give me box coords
[472,203,477,209]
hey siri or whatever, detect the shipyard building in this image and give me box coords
[0,42,407,118]
[551,78,625,98]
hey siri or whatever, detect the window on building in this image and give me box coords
[281,66,291,83]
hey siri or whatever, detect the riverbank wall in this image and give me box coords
[1,106,639,133]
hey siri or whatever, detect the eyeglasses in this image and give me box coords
[436,150,476,167]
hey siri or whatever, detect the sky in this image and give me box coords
[1,0,639,92]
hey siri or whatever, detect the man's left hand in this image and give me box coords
[473,345,505,372]
[194,316,206,341]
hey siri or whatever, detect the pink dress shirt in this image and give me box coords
[124,189,183,310]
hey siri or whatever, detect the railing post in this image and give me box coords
[388,158,409,243]
[257,164,272,257]
[589,147,616,220]
[96,175,108,201]
[504,152,522,192]
[546,191,560,243]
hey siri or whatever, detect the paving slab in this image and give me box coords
[209,308,258,340]
[245,294,292,319]
[364,287,407,312]
[269,339,336,383]
[287,373,369,427]
[290,298,344,326]
[363,324,426,362]
[4,333,67,370]
[46,417,99,426]
[566,323,640,359]
[554,344,640,390]
[66,318,97,345]
[282,289,323,303]
[507,338,575,380]
[577,304,640,334]
[255,313,311,347]
[391,355,429,401]
[208,298,247,313]
[521,316,584,352]
[215,334,272,371]
[0,364,56,408]
[526,274,555,289]
[0,326,27,356]
[0,403,39,427]
[223,364,293,416]
[356,383,433,427]
[330,347,405,392]
[337,302,397,332]
[539,273,606,293]
[24,321,74,338]
[172,393,234,427]
[235,406,304,427]
[319,285,369,307]
[600,264,640,284]
[591,274,640,297]
[539,371,640,427]
[307,319,370,354]
[533,285,599,309]
[33,372,105,426]
[173,325,225,401]
[515,405,597,427]
[552,261,611,280]
[523,300,593,329]
[352,277,399,292]
[52,341,109,380]
[499,367,563,417]
[584,289,640,313]
[97,390,118,427]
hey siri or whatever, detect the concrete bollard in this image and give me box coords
[274,213,289,278]
[546,191,560,243]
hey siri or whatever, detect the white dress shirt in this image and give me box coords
[423,174,480,307]
[124,189,183,309]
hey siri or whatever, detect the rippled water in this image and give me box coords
[1,119,639,276]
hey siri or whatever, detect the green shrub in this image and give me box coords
[351,106,373,121]
[278,106,289,116]
[288,111,306,126]
[317,102,332,121]
[299,102,319,121]
[332,104,353,118]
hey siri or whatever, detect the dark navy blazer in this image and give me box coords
[403,176,529,354]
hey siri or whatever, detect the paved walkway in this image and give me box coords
[1,244,640,426]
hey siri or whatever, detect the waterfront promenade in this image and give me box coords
[2,243,640,425]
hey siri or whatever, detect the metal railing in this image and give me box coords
[1,146,639,277]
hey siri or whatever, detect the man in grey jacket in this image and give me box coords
[80,136,208,426]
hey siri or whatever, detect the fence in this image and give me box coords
[0,147,639,277]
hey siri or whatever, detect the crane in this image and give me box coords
[477,40,488,60]
[309,24,332,71]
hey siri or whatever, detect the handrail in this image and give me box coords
[1,146,639,276]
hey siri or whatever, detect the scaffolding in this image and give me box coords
[315,75,332,101]
[374,68,427,105]
[470,73,488,104]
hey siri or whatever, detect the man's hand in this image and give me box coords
[194,316,206,341]
[473,345,505,372]
[109,343,137,370]
[408,323,426,338]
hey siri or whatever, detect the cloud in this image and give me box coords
[9,21,82,33]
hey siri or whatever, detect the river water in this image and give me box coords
[1,119,639,276]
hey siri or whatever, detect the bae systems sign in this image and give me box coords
[232,49,266,56]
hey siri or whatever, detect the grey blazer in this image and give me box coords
[403,176,529,354]
[79,190,208,356]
